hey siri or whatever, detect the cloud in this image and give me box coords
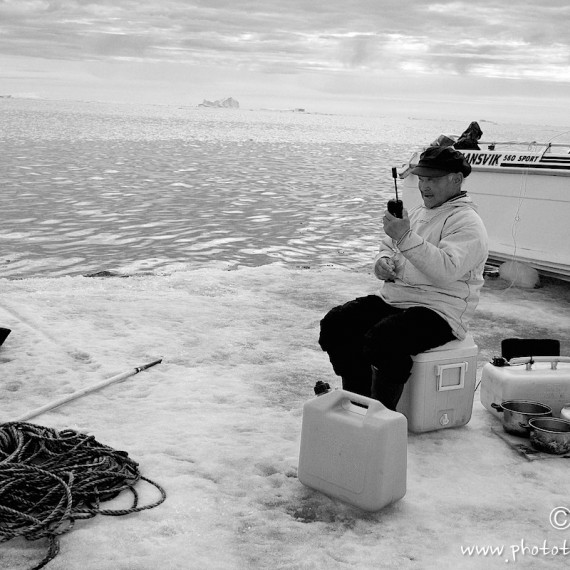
[0,0,569,123]
[0,0,568,82]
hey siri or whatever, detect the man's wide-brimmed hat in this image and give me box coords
[411,146,471,178]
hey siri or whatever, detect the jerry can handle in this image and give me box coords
[339,390,385,413]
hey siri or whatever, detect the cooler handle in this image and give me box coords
[509,356,570,370]
[436,362,466,391]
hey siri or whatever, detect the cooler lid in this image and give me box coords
[423,333,476,353]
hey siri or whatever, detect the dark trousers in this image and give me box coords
[318,295,455,409]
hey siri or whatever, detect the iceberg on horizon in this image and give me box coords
[198,97,239,109]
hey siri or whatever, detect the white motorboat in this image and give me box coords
[399,141,570,281]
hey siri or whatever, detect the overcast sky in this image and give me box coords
[1,0,569,124]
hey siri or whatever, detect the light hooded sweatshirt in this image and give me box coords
[376,194,488,340]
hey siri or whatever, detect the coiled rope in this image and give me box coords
[0,422,167,569]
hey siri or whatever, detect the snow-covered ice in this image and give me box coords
[1,264,569,569]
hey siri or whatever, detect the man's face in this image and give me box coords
[417,173,458,209]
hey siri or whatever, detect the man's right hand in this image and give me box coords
[374,257,397,281]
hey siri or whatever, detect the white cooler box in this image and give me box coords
[396,334,478,433]
[481,356,570,418]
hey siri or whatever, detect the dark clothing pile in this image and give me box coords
[453,121,483,150]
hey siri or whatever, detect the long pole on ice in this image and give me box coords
[11,358,163,423]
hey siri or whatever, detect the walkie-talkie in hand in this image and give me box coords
[388,167,403,218]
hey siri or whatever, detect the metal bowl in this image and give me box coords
[528,417,570,455]
[491,400,552,437]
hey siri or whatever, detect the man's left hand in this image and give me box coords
[383,209,410,241]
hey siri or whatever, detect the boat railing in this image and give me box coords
[478,141,570,154]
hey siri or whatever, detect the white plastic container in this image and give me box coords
[298,389,407,512]
[396,334,478,433]
[481,356,570,418]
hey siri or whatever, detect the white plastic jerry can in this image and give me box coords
[298,389,407,512]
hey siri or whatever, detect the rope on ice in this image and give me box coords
[0,422,166,570]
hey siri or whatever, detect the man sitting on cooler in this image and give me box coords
[318,146,488,410]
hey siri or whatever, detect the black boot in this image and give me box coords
[341,364,372,398]
[371,366,404,411]
[341,376,371,398]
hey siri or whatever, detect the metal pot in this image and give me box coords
[528,417,570,455]
[491,400,552,437]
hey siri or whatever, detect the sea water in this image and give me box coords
[1,98,565,279]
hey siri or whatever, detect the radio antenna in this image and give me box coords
[391,167,399,201]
